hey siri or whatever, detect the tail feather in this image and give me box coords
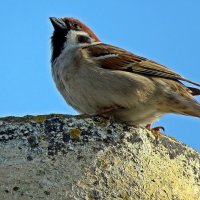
[188,86,200,96]
[174,101,200,118]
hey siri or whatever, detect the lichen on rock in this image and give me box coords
[0,114,199,200]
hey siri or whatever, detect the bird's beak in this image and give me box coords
[49,17,66,30]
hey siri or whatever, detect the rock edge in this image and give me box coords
[0,114,199,200]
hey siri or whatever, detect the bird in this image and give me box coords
[49,17,200,128]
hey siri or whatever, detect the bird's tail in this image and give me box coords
[173,100,200,118]
[188,86,200,96]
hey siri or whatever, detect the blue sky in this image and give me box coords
[0,0,200,151]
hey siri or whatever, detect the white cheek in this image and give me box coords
[64,31,76,48]
[65,30,93,49]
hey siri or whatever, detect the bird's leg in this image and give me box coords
[79,107,117,124]
[145,123,165,139]
[145,124,165,132]
[94,106,118,124]
[97,107,117,117]
[93,105,124,125]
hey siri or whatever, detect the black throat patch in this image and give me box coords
[51,29,68,63]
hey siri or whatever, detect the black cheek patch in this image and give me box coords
[77,35,91,43]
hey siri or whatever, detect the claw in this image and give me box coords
[95,114,115,126]
[151,126,165,133]
[93,106,122,124]
[145,123,165,139]
[145,124,165,132]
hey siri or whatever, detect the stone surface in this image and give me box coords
[0,114,199,200]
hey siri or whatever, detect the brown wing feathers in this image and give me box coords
[83,43,200,89]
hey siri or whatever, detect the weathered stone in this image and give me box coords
[0,114,199,200]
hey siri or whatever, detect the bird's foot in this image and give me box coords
[92,106,120,125]
[145,124,165,139]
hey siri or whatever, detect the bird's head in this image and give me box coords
[50,17,100,63]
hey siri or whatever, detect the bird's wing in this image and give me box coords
[83,43,200,87]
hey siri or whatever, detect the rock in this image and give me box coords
[0,114,199,200]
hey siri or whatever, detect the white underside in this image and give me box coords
[52,44,166,126]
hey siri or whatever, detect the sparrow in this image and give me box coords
[49,17,200,127]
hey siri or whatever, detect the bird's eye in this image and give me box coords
[74,23,81,29]
[77,35,91,43]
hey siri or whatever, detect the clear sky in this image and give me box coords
[0,0,200,151]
